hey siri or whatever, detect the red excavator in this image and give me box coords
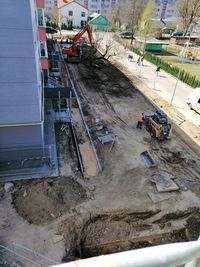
[61,23,94,62]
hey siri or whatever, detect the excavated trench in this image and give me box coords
[60,209,200,261]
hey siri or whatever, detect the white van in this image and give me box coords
[187,87,200,114]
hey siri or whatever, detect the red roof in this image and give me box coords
[57,0,72,8]
[57,0,88,10]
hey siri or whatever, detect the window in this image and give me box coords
[40,42,47,57]
[81,11,86,17]
[37,8,44,26]
[68,10,73,16]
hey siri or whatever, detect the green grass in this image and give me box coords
[157,56,200,79]
[158,44,200,79]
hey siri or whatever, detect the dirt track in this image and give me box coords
[1,47,200,264]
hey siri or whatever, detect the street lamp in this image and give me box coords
[170,22,197,106]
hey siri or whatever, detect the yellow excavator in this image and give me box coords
[144,110,172,140]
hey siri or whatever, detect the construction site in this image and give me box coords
[1,3,200,266]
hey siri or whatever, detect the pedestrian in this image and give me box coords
[137,57,141,65]
[156,66,161,76]
[141,56,144,65]
[137,112,144,130]
[128,54,133,61]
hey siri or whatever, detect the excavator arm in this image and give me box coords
[62,23,94,62]
[73,23,94,45]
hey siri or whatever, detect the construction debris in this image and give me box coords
[173,115,186,125]
[98,134,114,144]
[150,171,179,193]
[4,183,14,193]
[141,151,157,168]
[148,192,177,204]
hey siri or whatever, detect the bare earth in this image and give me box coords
[1,47,200,265]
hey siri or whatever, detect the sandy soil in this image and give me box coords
[1,47,200,266]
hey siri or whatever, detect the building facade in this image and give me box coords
[81,0,118,14]
[154,0,177,21]
[57,0,117,14]
[45,0,58,14]
[58,1,88,28]
[0,0,47,153]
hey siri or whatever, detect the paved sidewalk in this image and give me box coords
[98,32,200,128]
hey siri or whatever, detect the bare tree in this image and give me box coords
[121,0,147,44]
[94,33,117,60]
[178,0,200,34]
[109,2,124,30]
[110,0,147,40]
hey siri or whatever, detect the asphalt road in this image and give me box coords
[95,32,200,128]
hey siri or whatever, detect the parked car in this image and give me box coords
[119,31,133,39]
[171,31,184,37]
[46,26,57,34]
[187,87,200,114]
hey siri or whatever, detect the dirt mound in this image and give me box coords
[12,177,87,225]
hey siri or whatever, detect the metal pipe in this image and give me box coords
[50,240,200,267]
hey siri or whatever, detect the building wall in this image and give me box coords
[45,0,56,14]
[57,0,117,14]
[59,2,88,28]
[0,125,44,148]
[89,15,109,30]
[154,0,177,21]
[0,0,45,149]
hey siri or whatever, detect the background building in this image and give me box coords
[89,13,109,30]
[154,0,177,22]
[58,1,88,28]
[45,0,55,12]
[56,0,118,15]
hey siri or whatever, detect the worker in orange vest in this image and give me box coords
[137,112,144,129]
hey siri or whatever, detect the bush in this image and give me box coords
[129,45,142,56]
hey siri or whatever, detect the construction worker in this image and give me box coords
[137,112,144,129]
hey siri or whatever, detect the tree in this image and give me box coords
[110,0,147,42]
[94,33,117,60]
[122,0,147,44]
[139,0,155,37]
[49,7,61,34]
[109,2,124,30]
[177,0,200,34]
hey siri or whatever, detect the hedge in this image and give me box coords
[114,35,200,88]
[142,51,200,88]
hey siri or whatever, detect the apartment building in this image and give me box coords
[45,0,58,14]
[154,0,177,21]
[0,0,49,176]
[56,0,117,14]
[82,0,118,14]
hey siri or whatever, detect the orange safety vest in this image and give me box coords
[138,114,144,122]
